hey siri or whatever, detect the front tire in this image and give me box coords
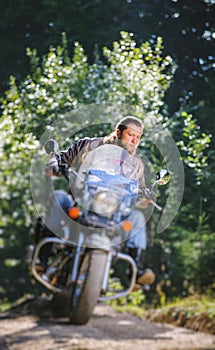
[69,249,107,325]
[51,292,71,318]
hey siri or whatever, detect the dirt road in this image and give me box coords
[0,302,215,350]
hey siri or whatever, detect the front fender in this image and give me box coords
[86,233,110,251]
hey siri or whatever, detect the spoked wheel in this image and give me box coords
[69,249,107,325]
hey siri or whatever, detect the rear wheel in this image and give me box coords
[69,249,107,325]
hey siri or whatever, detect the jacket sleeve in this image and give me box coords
[138,167,147,190]
[134,154,146,190]
[57,137,103,165]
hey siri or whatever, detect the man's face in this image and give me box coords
[117,123,143,153]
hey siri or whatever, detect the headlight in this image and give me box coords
[92,191,120,218]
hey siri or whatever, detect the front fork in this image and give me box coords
[80,232,138,301]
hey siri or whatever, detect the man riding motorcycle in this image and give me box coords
[38,115,155,286]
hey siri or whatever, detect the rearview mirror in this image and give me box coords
[44,139,59,155]
[155,169,170,186]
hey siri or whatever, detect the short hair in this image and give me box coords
[116,116,143,135]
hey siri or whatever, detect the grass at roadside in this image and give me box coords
[108,293,215,334]
[154,294,215,318]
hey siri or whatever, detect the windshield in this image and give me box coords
[71,144,139,209]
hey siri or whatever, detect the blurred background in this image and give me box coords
[0,0,214,310]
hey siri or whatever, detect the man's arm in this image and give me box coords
[58,137,103,165]
[133,154,147,190]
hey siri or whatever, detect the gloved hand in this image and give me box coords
[45,156,60,177]
[136,187,156,208]
[141,187,156,201]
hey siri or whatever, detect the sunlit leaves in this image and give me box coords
[177,111,211,174]
[102,31,176,117]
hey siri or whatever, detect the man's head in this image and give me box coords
[115,116,143,154]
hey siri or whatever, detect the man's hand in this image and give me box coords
[136,188,157,208]
[141,187,156,201]
[45,156,60,177]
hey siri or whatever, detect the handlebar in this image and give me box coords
[138,188,162,211]
[45,156,163,211]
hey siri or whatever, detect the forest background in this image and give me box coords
[0,0,214,306]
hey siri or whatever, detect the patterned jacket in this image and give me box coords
[58,137,146,189]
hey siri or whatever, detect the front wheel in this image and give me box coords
[69,249,107,325]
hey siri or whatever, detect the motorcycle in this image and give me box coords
[27,139,170,324]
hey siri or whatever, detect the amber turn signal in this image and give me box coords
[68,207,80,219]
[122,220,133,232]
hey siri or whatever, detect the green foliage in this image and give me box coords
[103,32,176,113]
[159,295,215,320]
[158,227,215,300]
[177,111,211,176]
[106,278,146,308]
